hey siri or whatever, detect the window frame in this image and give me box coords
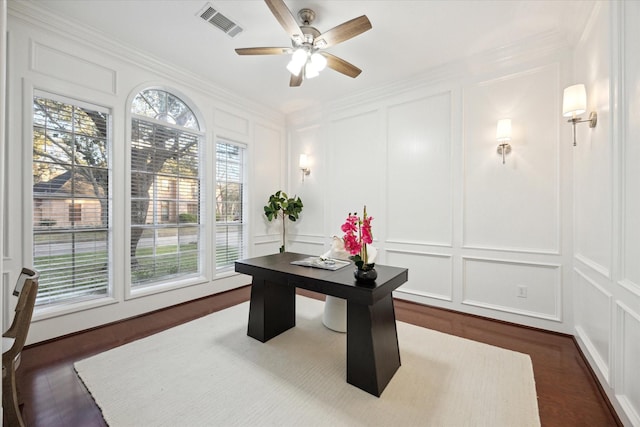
[30,89,116,316]
[214,138,248,274]
[125,87,207,299]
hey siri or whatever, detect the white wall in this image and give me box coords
[573,2,640,425]
[1,0,7,418]
[287,36,575,333]
[3,3,286,344]
[3,1,638,423]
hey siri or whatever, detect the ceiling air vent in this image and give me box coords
[197,3,243,38]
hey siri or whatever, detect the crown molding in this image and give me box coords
[8,0,284,125]
[299,29,573,119]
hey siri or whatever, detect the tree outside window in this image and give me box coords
[130,89,202,287]
[32,93,111,306]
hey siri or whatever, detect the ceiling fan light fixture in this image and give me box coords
[310,52,327,71]
[235,2,372,87]
[287,59,303,76]
[287,48,307,76]
[304,61,320,79]
[314,38,327,49]
[291,48,307,64]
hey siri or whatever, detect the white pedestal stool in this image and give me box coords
[322,295,347,333]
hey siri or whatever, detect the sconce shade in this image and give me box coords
[299,154,311,182]
[496,119,512,141]
[562,84,587,117]
[299,154,309,169]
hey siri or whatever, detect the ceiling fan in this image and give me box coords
[235,0,372,87]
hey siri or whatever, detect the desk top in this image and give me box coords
[235,252,408,305]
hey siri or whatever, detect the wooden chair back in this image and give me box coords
[3,268,40,361]
[3,268,39,427]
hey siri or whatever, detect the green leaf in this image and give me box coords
[263,190,304,251]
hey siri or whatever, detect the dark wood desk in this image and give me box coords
[235,252,408,396]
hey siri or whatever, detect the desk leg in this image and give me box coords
[247,277,296,342]
[346,293,401,396]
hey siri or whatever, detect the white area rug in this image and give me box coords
[75,296,540,426]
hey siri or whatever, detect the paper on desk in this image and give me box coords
[290,257,350,271]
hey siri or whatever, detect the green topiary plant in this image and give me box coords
[264,190,303,253]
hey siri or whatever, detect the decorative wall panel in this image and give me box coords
[388,250,452,301]
[574,268,611,380]
[214,108,249,136]
[31,42,116,94]
[462,257,561,320]
[327,110,382,232]
[616,304,640,425]
[622,1,640,291]
[386,93,452,246]
[573,0,613,279]
[290,125,324,237]
[463,65,560,254]
[252,124,282,239]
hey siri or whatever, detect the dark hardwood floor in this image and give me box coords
[10,286,620,427]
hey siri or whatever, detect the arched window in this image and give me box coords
[129,89,203,288]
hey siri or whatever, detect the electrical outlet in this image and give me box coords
[517,285,528,298]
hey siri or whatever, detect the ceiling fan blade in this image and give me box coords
[314,15,372,49]
[264,0,303,41]
[289,73,303,87]
[322,53,362,78]
[235,47,290,55]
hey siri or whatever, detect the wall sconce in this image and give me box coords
[496,118,512,164]
[562,84,597,146]
[299,154,311,182]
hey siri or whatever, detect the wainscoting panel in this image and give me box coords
[388,249,452,301]
[574,253,610,280]
[615,303,640,425]
[214,108,249,137]
[386,92,452,246]
[288,237,325,257]
[251,236,281,258]
[251,124,283,240]
[572,0,613,280]
[327,110,383,232]
[462,257,561,321]
[574,268,611,382]
[290,125,324,238]
[31,41,116,94]
[462,64,560,254]
[622,0,640,293]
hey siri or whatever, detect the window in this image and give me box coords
[32,93,111,306]
[216,141,246,270]
[68,203,82,223]
[130,89,202,288]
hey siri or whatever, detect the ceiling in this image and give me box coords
[28,0,595,115]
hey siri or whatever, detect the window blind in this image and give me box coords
[32,94,111,306]
[215,141,245,270]
[129,89,202,288]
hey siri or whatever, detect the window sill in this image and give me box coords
[33,295,119,322]
[126,275,209,300]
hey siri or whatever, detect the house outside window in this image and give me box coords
[32,92,111,306]
[68,203,82,223]
[130,89,203,288]
[216,141,246,271]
